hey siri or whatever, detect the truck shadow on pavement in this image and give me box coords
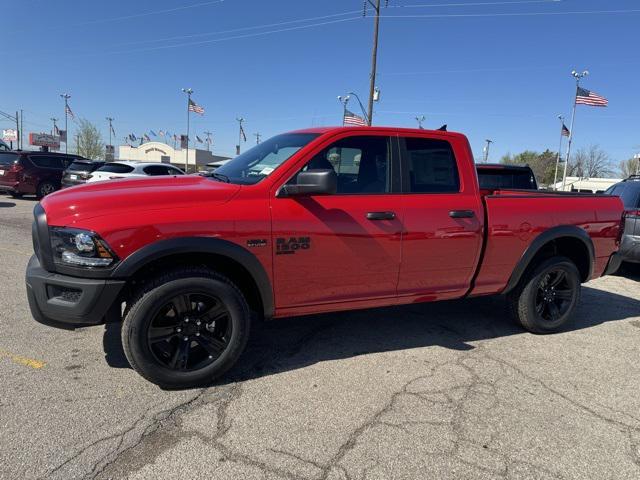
[101,285,640,383]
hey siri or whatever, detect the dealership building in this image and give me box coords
[118,142,230,172]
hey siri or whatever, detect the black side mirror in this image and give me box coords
[277,169,337,197]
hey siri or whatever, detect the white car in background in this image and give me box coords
[87,161,185,183]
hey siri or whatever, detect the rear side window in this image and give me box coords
[403,137,460,193]
[30,156,67,169]
[97,163,135,174]
[143,165,178,176]
[0,153,19,166]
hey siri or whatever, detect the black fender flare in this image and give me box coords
[503,225,595,294]
[111,237,274,318]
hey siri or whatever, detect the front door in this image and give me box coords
[271,134,403,309]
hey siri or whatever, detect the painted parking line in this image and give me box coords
[0,349,46,369]
[0,246,32,256]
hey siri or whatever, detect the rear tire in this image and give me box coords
[507,256,581,334]
[36,181,57,199]
[122,267,251,389]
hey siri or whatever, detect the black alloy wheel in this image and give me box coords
[534,268,575,323]
[147,292,232,372]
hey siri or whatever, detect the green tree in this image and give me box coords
[500,149,558,185]
[75,119,104,160]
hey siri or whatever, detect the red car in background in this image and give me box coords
[0,151,86,198]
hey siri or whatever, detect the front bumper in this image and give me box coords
[619,234,640,264]
[25,255,125,328]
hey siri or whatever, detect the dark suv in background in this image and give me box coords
[61,159,105,188]
[606,175,640,264]
[0,151,86,198]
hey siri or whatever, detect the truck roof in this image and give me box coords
[289,125,468,140]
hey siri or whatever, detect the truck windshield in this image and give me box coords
[214,133,319,185]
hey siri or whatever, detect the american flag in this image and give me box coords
[343,109,367,126]
[65,104,75,119]
[188,99,205,115]
[196,135,203,143]
[561,123,570,137]
[575,87,608,107]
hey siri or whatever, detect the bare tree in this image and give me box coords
[568,145,613,178]
[619,157,640,178]
[75,119,104,160]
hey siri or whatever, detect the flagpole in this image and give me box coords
[562,70,588,191]
[182,88,193,173]
[553,115,564,190]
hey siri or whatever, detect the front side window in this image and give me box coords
[296,136,390,194]
[404,137,460,193]
[214,133,319,185]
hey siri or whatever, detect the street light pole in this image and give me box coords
[182,88,193,173]
[553,115,565,190]
[337,95,350,125]
[348,91,369,123]
[562,69,588,191]
[60,93,71,153]
[236,117,244,155]
[483,139,493,163]
[415,115,425,129]
[254,132,261,145]
[106,117,114,147]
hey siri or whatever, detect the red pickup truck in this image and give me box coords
[26,127,623,388]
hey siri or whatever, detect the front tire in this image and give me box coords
[507,256,581,334]
[122,268,251,389]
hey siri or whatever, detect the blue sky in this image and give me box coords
[2,0,639,167]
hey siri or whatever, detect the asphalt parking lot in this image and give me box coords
[1,196,639,480]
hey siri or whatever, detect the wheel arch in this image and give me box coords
[112,237,274,319]
[503,225,595,294]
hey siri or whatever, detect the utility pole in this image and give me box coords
[106,117,114,147]
[415,115,425,129]
[203,130,213,152]
[50,118,58,136]
[254,132,261,145]
[60,93,71,153]
[553,115,565,190]
[20,110,23,149]
[364,0,386,126]
[182,88,193,173]
[483,139,493,162]
[562,70,589,191]
[236,117,244,155]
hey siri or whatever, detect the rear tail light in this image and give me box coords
[625,209,640,218]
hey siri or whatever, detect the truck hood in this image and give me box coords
[41,175,241,226]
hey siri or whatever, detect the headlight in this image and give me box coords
[49,228,118,268]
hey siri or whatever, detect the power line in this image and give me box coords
[79,17,362,57]
[378,9,640,19]
[107,10,362,49]
[391,0,561,8]
[65,0,227,28]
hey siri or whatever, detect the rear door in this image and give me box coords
[270,133,403,310]
[397,134,484,300]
